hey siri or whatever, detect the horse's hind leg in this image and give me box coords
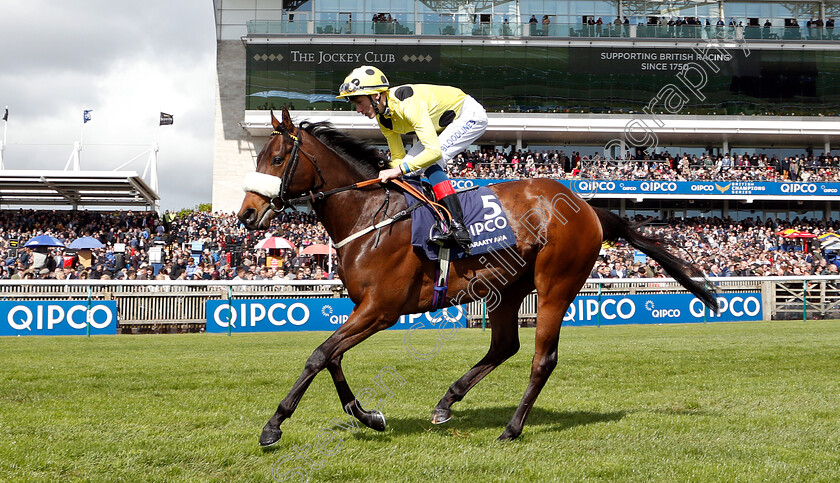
[498,271,589,441]
[326,354,386,431]
[432,282,532,424]
[496,299,565,441]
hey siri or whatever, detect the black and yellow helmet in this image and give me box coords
[336,65,389,99]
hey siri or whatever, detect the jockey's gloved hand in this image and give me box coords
[378,167,402,183]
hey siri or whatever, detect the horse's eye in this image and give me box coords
[272,156,283,165]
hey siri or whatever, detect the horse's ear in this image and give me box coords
[281,107,296,135]
[270,110,281,131]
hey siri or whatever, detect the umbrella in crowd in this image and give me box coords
[781,231,817,239]
[779,230,817,251]
[67,236,104,250]
[819,233,840,250]
[23,234,65,248]
[255,237,296,250]
[300,243,336,256]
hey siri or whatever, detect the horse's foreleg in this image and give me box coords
[432,283,530,424]
[260,307,391,447]
[326,354,386,431]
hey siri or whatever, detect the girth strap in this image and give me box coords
[432,247,451,311]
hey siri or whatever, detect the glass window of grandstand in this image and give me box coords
[727,2,829,40]
[285,0,838,41]
[316,11,339,34]
[311,0,412,34]
[262,0,310,34]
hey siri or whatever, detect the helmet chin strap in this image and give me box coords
[368,93,390,117]
[368,94,380,116]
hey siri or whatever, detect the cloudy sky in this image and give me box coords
[0,1,216,211]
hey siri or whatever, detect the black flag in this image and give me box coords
[2,108,7,121]
[159,112,173,125]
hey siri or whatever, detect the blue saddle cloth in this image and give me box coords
[403,182,517,261]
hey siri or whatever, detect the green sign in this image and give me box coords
[248,44,441,72]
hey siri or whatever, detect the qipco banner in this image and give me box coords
[206,298,466,333]
[562,180,840,197]
[563,293,762,327]
[0,301,119,336]
[450,179,840,198]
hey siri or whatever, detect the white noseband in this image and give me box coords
[242,172,283,198]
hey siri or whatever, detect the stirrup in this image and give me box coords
[429,221,450,245]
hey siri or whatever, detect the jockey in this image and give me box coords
[337,65,488,254]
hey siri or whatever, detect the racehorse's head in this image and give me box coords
[238,108,322,229]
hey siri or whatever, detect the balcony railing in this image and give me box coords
[246,20,840,41]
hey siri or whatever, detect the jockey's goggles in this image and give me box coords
[338,82,389,98]
[339,82,359,96]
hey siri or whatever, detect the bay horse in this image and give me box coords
[238,108,717,446]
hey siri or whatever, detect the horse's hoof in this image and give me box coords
[259,423,283,447]
[497,427,520,441]
[431,408,452,425]
[345,400,386,431]
[366,410,386,432]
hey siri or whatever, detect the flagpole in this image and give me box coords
[1,106,7,170]
[77,109,85,171]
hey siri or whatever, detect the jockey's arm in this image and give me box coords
[390,101,442,174]
[383,129,406,165]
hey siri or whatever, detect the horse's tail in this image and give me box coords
[594,207,718,311]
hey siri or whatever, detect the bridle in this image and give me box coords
[269,124,326,211]
[243,122,383,213]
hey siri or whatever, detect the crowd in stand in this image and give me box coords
[0,208,836,282]
[445,148,840,182]
[0,209,334,282]
[592,216,839,280]
[2,145,840,281]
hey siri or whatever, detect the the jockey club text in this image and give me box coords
[290,51,396,65]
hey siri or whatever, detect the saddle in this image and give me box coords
[398,179,517,261]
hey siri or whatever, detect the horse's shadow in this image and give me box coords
[384,406,628,438]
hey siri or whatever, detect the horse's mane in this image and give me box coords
[300,121,387,178]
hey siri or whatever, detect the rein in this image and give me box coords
[391,179,451,224]
[282,178,381,206]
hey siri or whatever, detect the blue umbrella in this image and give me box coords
[23,234,65,248]
[68,236,104,250]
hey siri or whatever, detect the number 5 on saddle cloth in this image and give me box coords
[402,179,517,261]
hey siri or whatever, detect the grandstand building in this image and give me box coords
[213,0,840,220]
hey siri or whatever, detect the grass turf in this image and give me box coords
[1,320,839,482]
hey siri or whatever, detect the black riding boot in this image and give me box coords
[431,194,472,255]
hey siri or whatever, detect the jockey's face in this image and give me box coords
[350,94,380,119]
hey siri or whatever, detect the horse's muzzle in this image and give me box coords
[238,192,276,229]
[238,207,260,229]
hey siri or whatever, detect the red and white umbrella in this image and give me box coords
[255,237,295,250]
[300,243,336,256]
[782,231,817,239]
